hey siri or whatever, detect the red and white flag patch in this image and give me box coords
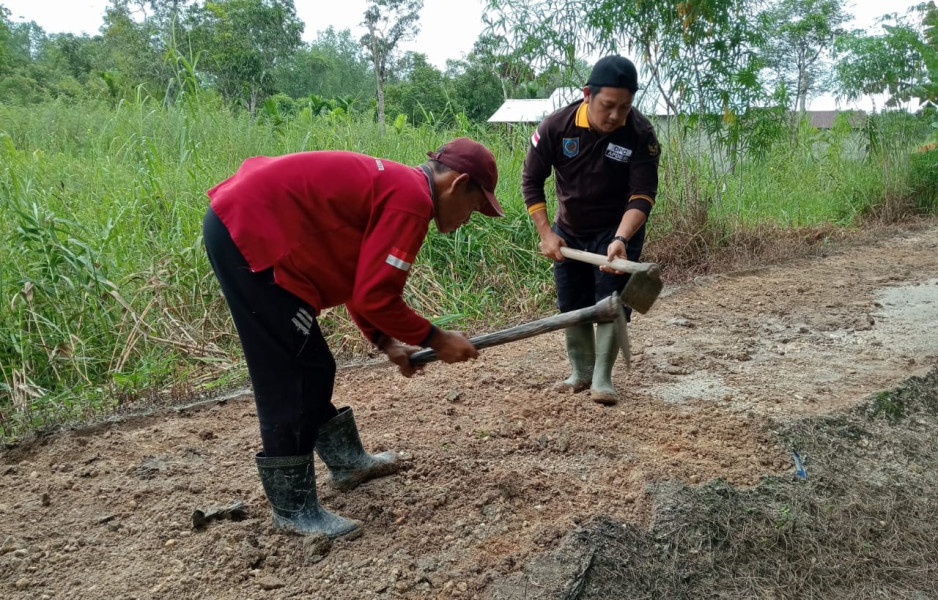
[531,130,540,148]
[386,247,415,272]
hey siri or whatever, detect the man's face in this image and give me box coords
[435,177,485,234]
[584,86,634,133]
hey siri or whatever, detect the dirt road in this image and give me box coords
[2,226,937,599]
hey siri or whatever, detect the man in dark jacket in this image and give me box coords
[203,138,502,538]
[522,56,660,405]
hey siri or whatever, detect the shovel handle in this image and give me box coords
[559,247,655,275]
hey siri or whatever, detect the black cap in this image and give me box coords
[586,55,639,93]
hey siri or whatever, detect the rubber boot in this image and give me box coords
[590,322,620,405]
[555,323,595,392]
[315,406,400,491]
[255,452,361,538]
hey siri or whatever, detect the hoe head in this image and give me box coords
[614,265,662,369]
[618,265,663,315]
[614,303,631,368]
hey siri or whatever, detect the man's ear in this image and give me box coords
[448,172,471,194]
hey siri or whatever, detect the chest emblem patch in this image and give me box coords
[562,137,579,158]
[605,143,632,163]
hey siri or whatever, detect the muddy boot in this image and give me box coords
[590,322,619,405]
[555,323,595,392]
[255,452,361,538]
[315,407,400,491]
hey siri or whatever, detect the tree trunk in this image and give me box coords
[368,29,386,134]
[375,66,386,133]
[248,85,260,118]
[797,66,808,113]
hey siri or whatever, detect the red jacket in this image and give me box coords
[208,151,434,346]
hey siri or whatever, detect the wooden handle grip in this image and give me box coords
[559,247,653,274]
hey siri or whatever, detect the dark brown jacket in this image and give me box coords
[522,101,660,236]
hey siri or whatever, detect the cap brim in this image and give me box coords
[480,189,504,217]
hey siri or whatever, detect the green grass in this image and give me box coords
[0,97,932,439]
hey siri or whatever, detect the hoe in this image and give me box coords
[408,249,663,369]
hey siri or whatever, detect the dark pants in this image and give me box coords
[553,222,646,320]
[202,207,338,457]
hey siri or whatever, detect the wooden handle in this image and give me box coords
[408,295,621,366]
[559,247,653,274]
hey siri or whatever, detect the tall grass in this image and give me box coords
[0,97,932,439]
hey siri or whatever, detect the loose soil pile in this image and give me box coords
[2,226,937,600]
[491,368,938,599]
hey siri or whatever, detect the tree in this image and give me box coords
[185,0,303,113]
[98,0,174,99]
[446,55,506,122]
[384,52,452,125]
[0,6,14,76]
[274,27,374,101]
[461,33,533,101]
[0,0,202,103]
[4,16,47,67]
[40,34,100,84]
[760,0,850,113]
[0,16,109,103]
[919,0,938,107]
[835,4,938,110]
[360,0,422,131]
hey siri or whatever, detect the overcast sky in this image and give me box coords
[0,0,926,110]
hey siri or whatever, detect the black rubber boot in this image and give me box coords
[254,452,361,538]
[315,406,401,491]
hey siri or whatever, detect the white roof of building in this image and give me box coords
[487,87,582,123]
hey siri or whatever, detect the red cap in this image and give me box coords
[427,138,503,217]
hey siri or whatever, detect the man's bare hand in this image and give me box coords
[381,339,423,377]
[538,230,567,261]
[600,238,628,274]
[429,329,479,363]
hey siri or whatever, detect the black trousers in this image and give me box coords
[202,207,338,457]
[553,222,646,320]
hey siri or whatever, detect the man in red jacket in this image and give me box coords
[203,138,502,538]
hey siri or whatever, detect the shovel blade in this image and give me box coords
[619,267,663,314]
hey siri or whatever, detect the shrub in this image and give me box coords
[908,144,938,212]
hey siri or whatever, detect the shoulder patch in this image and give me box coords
[386,247,415,272]
[531,130,540,148]
[648,142,660,157]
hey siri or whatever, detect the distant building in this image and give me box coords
[803,110,867,129]
[487,87,582,124]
